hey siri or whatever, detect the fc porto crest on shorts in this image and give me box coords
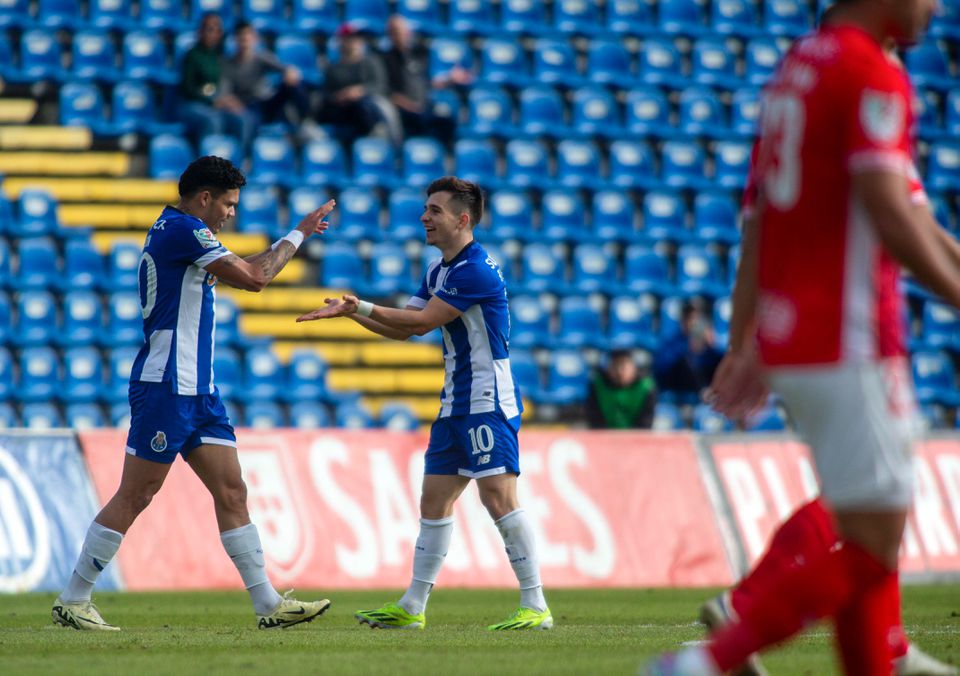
[150,431,168,452]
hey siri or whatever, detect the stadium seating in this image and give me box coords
[19,346,60,403]
[12,238,60,290]
[60,291,104,347]
[351,137,398,188]
[0,348,15,401]
[62,346,105,404]
[22,402,64,429]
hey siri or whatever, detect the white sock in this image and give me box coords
[495,509,547,612]
[674,647,721,676]
[398,517,454,615]
[61,522,123,603]
[220,523,282,615]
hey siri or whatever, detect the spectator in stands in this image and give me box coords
[584,349,656,429]
[316,22,401,145]
[378,14,459,146]
[221,21,317,147]
[178,13,248,145]
[653,299,724,397]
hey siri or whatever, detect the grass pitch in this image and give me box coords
[1,586,957,675]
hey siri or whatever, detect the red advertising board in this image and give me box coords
[709,437,960,577]
[78,430,735,590]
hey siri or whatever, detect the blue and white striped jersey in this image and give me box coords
[130,206,232,395]
[410,241,523,419]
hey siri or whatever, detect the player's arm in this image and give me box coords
[206,199,336,292]
[297,294,462,338]
[349,303,426,341]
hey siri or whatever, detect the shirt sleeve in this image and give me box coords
[907,161,928,206]
[167,219,231,268]
[407,274,430,309]
[845,61,913,177]
[433,260,502,312]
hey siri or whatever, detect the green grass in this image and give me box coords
[1,586,958,675]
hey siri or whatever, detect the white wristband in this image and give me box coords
[271,229,305,251]
[356,300,374,317]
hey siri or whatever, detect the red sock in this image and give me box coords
[835,568,898,675]
[887,575,909,660]
[709,541,890,673]
[731,498,839,616]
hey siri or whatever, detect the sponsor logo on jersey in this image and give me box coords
[0,446,51,592]
[150,431,168,452]
[861,90,904,145]
[193,228,220,249]
[206,274,217,286]
[443,287,459,296]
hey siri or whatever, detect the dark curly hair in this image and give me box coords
[178,156,247,197]
[426,176,484,227]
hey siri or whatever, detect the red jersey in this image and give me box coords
[752,25,915,366]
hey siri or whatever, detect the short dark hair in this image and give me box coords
[235,19,252,33]
[426,176,484,227]
[178,156,246,197]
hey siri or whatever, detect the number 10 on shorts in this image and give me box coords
[468,424,494,458]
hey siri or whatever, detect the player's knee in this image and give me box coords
[215,479,249,516]
[478,490,513,520]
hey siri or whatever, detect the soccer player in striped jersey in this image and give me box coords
[297,176,552,631]
[53,156,336,632]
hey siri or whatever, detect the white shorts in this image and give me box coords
[768,358,918,510]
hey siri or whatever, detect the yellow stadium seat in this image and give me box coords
[272,341,362,366]
[0,126,91,150]
[0,152,128,176]
[395,369,445,393]
[360,342,443,366]
[0,99,38,124]
[240,313,375,340]
[328,369,397,393]
[2,177,178,203]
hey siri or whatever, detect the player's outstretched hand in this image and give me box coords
[296,294,360,322]
[704,348,769,420]
[298,199,337,236]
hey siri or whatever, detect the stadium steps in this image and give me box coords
[3,177,177,203]
[0,99,39,124]
[91,231,270,258]
[0,125,91,150]
[0,151,129,176]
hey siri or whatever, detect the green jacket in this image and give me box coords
[585,372,656,430]
[181,45,223,103]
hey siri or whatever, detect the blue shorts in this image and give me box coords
[424,410,521,479]
[125,382,236,464]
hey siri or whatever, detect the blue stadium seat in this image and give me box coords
[744,37,783,86]
[540,189,589,242]
[605,0,654,35]
[386,186,426,241]
[608,139,657,190]
[641,190,690,244]
[586,39,635,89]
[243,345,285,403]
[658,295,685,341]
[0,403,17,428]
[0,0,31,29]
[926,142,960,192]
[608,294,658,350]
[287,186,331,230]
[337,186,383,241]
[299,139,346,188]
[12,290,57,346]
[88,0,136,30]
[637,36,687,89]
[593,190,638,242]
[140,0,191,32]
[676,244,727,298]
[714,139,752,188]
[22,402,64,429]
[678,87,729,138]
[518,86,569,137]
[763,0,810,37]
[517,242,567,294]
[659,0,709,35]
[554,139,602,191]
[104,346,138,404]
[464,85,516,138]
[572,243,616,292]
[693,403,735,432]
[290,0,339,33]
[501,0,550,36]
[379,401,419,430]
[920,403,948,431]
[928,1,960,40]
[122,31,176,85]
[542,349,589,405]
[250,135,298,187]
[236,184,280,235]
[190,0,235,29]
[320,242,365,288]
[62,346,104,404]
[691,37,741,90]
[711,0,761,37]
[65,402,107,430]
[59,81,111,134]
[103,291,143,346]
[222,400,243,427]
[214,294,241,347]
[0,241,10,288]
[366,241,414,296]
[351,137,398,188]
[212,346,242,400]
[72,30,122,83]
[915,87,944,140]
[653,402,684,430]
[0,348,15,401]
[571,86,622,139]
[484,242,515,281]
[19,346,60,403]
[531,39,584,89]
[731,87,762,136]
[504,139,551,190]
[289,400,330,428]
[623,244,675,296]
[244,400,285,428]
[430,89,462,125]
[661,140,710,190]
[397,0,444,35]
[113,81,184,136]
[402,137,446,187]
[509,350,543,401]
[553,0,605,36]
[12,238,60,290]
[275,34,322,87]
[745,402,788,432]
[335,399,375,428]
[199,133,243,169]
[449,0,500,36]
[486,189,533,241]
[429,37,474,82]
[693,191,740,245]
[59,239,105,292]
[712,295,731,348]
[14,189,59,237]
[557,295,606,349]
[917,300,960,352]
[150,134,193,179]
[454,139,500,190]
[478,38,530,87]
[343,0,389,32]
[284,349,327,403]
[242,0,291,35]
[624,87,675,139]
[35,0,82,30]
